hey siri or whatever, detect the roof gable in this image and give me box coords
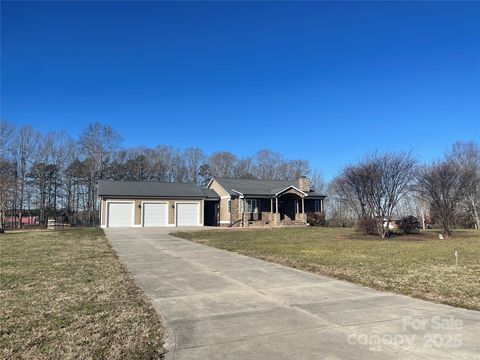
[213,178,294,196]
[273,185,308,197]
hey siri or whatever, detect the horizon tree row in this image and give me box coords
[328,142,480,237]
[0,121,324,228]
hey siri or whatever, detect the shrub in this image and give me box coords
[356,217,377,235]
[397,216,420,234]
[307,212,325,226]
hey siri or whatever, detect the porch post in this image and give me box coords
[302,198,305,213]
[270,198,273,213]
[275,197,279,213]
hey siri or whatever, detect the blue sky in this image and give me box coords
[1,1,479,180]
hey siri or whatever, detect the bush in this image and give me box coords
[307,212,325,226]
[356,217,377,235]
[397,216,420,234]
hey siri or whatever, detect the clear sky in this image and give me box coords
[1,1,479,180]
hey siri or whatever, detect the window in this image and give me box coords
[227,199,231,214]
[315,200,320,213]
[247,199,258,213]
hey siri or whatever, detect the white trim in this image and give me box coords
[105,200,135,228]
[220,195,231,199]
[231,189,244,196]
[206,178,215,189]
[219,220,230,224]
[239,198,245,214]
[174,201,203,226]
[246,199,258,214]
[141,200,169,227]
[274,185,308,197]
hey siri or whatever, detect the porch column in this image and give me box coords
[270,198,273,213]
[302,198,305,213]
[275,197,279,213]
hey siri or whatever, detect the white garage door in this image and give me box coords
[143,203,168,227]
[107,202,134,227]
[176,203,200,226]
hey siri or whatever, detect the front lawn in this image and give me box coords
[174,227,480,310]
[0,229,165,359]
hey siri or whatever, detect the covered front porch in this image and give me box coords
[237,188,324,227]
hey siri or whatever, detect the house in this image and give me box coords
[383,216,420,230]
[99,176,325,228]
[206,177,325,227]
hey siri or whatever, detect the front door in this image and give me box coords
[279,196,300,221]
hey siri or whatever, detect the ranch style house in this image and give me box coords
[98,177,325,228]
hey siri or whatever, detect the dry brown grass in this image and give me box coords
[174,227,480,310]
[0,229,165,359]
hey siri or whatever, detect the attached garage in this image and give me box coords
[99,180,219,228]
[176,202,200,226]
[107,202,134,228]
[143,202,168,227]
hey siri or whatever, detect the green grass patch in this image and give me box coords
[0,229,165,359]
[174,227,480,310]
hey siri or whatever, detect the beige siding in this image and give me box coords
[207,180,231,224]
[134,200,142,225]
[168,200,175,225]
[207,179,230,197]
[100,197,204,227]
[101,199,106,226]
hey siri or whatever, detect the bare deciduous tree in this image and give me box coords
[333,152,416,237]
[253,150,282,179]
[184,147,205,184]
[208,151,238,178]
[78,123,122,224]
[366,153,417,238]
[416,161,475,237]
[11,126,40,227]
[445,141,480,229]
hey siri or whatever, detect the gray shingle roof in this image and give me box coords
[212,178,325,198]
[98,180,214,198]
[201,189,221,199]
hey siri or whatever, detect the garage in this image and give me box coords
[143,202,168,227]
[107,202,134,227]
[99,181,218,228]
[176,202,200,226]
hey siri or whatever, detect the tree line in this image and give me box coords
[0,121,324,228]
[327,142,479,237]
[1,120,478,237]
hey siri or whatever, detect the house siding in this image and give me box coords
[100,197,204,227]
[207,179,232,225]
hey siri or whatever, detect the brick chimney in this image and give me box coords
[298,176,310,192]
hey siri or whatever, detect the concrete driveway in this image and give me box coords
[106,228,479,360]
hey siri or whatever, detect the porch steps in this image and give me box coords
[245,220,308,227]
